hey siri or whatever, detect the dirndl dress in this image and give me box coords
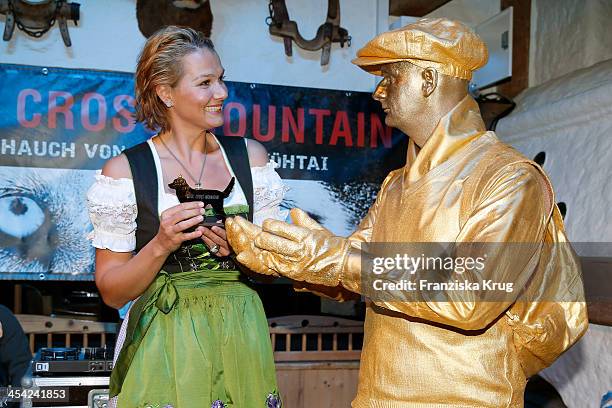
[86,136,288,407]
[111,244,281,408]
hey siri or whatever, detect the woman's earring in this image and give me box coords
[165,100,174,108]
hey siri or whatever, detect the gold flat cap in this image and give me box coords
[352,18,488,80]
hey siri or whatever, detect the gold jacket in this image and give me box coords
[303,96,587,407]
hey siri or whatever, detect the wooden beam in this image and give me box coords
[15,314,118,334]
[390,0,453,17]
[13,284,22,314]
[498,0,531,97]
[581,257,612,327]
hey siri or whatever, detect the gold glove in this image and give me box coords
[226,208,330,276]
[289,208,333,235]
[227,209,350,286]
[225,216,278,276]
[255,214,350,286]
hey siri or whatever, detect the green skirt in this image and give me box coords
[111,269,280,408]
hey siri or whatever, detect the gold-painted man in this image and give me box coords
[227,18,588,407]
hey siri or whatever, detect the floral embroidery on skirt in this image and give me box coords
[266,391,282,408]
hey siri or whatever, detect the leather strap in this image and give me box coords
[216,136,254,222]
[124,137,255,254]
[124,142,160,253]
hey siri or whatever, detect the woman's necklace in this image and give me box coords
[159,131,209,188]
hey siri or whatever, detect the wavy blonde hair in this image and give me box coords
[135,26,215,132]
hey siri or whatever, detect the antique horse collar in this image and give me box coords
[0,0,80,46]
[267,0,351,66]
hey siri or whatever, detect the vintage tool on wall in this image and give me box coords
[137,0,212,38]
[0,0,80,47]
[266,0,351,65]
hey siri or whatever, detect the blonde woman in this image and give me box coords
[87,26,285,407]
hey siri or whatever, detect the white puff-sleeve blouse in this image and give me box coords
[86,175,137,252]
[86,161,289,253]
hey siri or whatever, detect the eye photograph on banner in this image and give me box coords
[0,1,611,408]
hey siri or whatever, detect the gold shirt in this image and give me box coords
[318,96,588,407]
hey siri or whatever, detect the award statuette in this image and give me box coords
[169,176,236,226]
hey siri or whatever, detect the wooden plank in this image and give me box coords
[268,315,363,329]
[276,367,305,407]
[302,368,359,407]
[581,257,612,326]
[498,0,531,97]
[587,302,612,326]
[15,315,118,334]
[274,350,361,362]
[275,361,360,370]
[14,284,22,314]
[276,365,360,407]
[390,0,453,16]
[269,326,362,334]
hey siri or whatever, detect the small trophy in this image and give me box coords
[169,176,235,226]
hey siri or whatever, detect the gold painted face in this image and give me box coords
[372,61,468,147]
[372,62,426,134]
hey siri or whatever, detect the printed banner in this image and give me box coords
[0,63,406,280]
